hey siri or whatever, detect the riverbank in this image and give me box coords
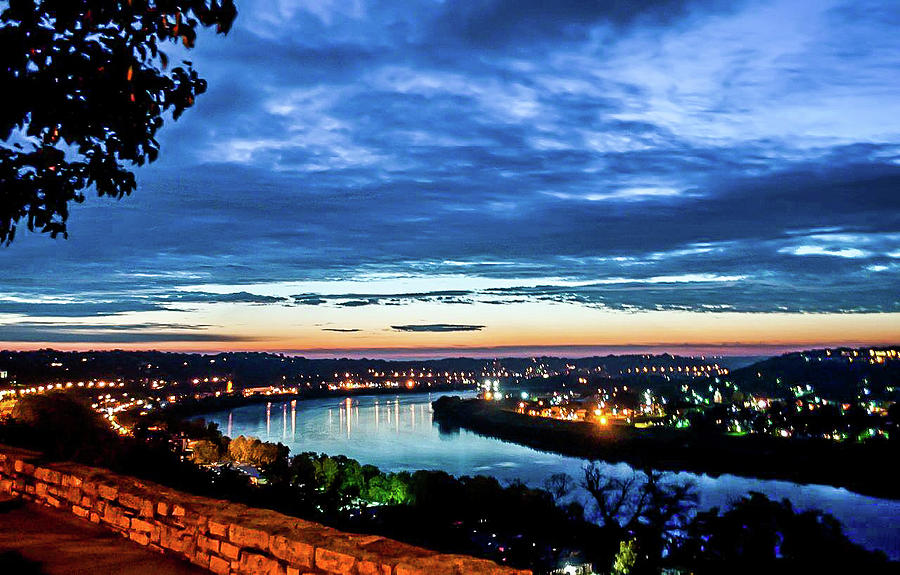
[431,396,900,500]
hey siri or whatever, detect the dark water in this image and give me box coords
[204,391,900,559]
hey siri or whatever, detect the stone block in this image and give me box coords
[131,518,154,533]
[191,551,210,569]
[35,467,62,484]
[129,531,151,546]
[198,534,221,554]
[114,513,131,530]
[209,555,231,575]
[356,559,393,575]
[102,504,119,523]
[159,526,185,553]
[65,486,82,503]
[157,501,170,516]
[315,547,357,574]
[208,519,229,537]
[72,505,90,518]
[98,484,118,500]
[229,524,270,552]
[269,535,315,568]
[220,541,241,561]
[118,491,142,510]
[181,510,209,530]
[239,551,285,575]
[395,557,451,575]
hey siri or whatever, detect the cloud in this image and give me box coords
[292,290,475,307]
[321,327,362,332]
[0,322,248,343]
[0,299,168,318]
[337,299,376,307]
[165,291,289,304]
[390,324,485,333]
[781,246,869,258]
[433,0,740,47]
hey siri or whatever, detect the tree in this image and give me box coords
[543,472,574,502]
[0,0,237,244]
[227,434,244,461]
[190,438,221,464]
[612,539,638,575]
[674,492,890,573]
[581,462,697,573]
[9,391,117,461]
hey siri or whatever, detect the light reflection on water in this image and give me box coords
[205,391,900,559]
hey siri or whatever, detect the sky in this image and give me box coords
[1,0,899,358]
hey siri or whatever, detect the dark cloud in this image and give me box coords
[338,300,377,307]
[391,324,485,333]
[290,290,475,308]
[0,322,247,343]
[434,0,738,47]
[0,291,287,319]
[321,328,362,333]
[0,300,169,317]
[164,291,288,305]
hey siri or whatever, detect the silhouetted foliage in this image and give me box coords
[0,0,237,244]
[580,463,698,573]
[673,492,892,573]
[7,392,117,461]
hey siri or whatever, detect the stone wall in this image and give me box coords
[0,446,529,575]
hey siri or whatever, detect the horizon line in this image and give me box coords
[2,342,898,361]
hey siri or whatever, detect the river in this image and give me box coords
[202,391,900,559]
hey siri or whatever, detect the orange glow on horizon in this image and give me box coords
[1,306,898,357]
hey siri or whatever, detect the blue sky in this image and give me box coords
[1,0,899,355]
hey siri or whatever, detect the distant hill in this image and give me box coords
[7,348,894,401]
[727,347,900,402]
[0,349,737,387]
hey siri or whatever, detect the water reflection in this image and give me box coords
[206,391,900,559]
[291,400,296,440]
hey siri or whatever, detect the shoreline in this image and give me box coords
[431,396,900,501]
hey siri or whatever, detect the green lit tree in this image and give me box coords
[612,539,638,575]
